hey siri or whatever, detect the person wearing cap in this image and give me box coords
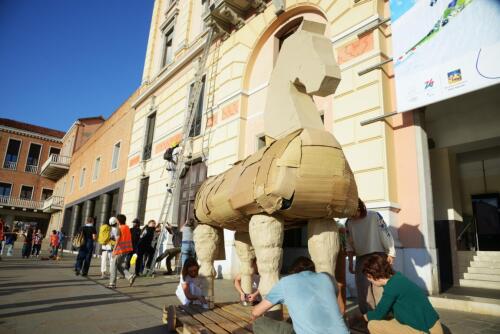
[108,214,136,288]
[98,217,115,278]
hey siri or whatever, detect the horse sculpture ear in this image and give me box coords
[298,20,326,35]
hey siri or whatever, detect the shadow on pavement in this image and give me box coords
[0,279,84,288]
[122,325,167,334]
[0,283,95,297]
[0,293,125,310]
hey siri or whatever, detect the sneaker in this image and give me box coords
[101,273,107,279]
[75,270,80,276]
[163,271,174,275]
[81,273,88,277]
[106,284,116,289]
[129,274,136,287]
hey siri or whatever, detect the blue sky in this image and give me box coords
[390,0,417,22]
[0,0,154,132]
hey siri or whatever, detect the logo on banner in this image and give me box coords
[424,78,434,89]
[447,69,463,84]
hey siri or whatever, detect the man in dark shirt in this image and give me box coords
[155,222,181,275]
[74,217,97,276]
[126,219,142,270]
[135,220,156,276]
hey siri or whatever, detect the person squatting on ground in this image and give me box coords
[252,256,349,334]
[234,257,261,305]
[98,217,115,278]
[180,218,195,267]
[21,227,34,258]
[363,254,443,334]
[31,229,43,257]
[176,257,207,307]
[346,198,396,315]
[135,219,156,276]
[108,214,136,288]
[155,222,181,275]
[74,217,97,276]
[126,218,141,270]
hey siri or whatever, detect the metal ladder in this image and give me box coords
[145,28,217,276]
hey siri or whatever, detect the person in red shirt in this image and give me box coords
[49,230,60,259]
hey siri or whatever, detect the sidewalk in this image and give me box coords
[1,253,499,333]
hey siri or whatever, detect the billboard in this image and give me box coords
[390,0,500,112]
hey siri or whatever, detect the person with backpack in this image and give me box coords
[98,218,115,279]
[74,217,97,276]
[108,214,136,288]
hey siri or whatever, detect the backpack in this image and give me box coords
[98,224,111,245]
[72,230,86,248]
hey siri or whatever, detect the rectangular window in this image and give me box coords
[111,142,121,170]
[79,168,86,188]
[143,113,156,160]
[93,157,101,181]
[0,182,12,199]
[41,188,53,200]
[25,143,42,173]
[70,176,75,193]
[161,27,174,68]
[3,138,21,170]
[49,147,61,156]
[20,185,34,200]
[189,76,206,137]
[137,177,150,224]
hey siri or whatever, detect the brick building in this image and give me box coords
[45,91,138,248]
[0,118,64,233]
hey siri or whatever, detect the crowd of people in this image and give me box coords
[1,197,443,334]
[0,217,64,260]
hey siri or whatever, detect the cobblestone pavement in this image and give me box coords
[1,252,499,333]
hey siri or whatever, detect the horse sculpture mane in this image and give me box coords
[191,20,358,311]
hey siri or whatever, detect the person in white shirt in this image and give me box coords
[346,198,396,315]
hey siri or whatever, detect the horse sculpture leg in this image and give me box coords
[234,231,255,305]
[193,224,221,309]
[307,219,340,276]
[249,214,284,319]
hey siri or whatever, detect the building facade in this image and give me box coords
[46,92,138,248]
[121,0,500,295]
[0,118,64,233]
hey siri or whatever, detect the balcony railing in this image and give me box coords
[204,0,268,36]
[0,196,43,210]
[40,154,70,180]
[42,195,64,213]
[3,161,17,170]
[25,164,39,174]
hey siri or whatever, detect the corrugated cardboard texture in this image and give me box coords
[194,20,358,231]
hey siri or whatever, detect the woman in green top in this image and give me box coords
[362,254,443,334]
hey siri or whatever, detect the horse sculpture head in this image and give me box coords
[264,20,341,140]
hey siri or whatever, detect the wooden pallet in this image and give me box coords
[163,302,256,334]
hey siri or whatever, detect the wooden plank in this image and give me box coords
[212,307,253,333]
[219,304,253,323]
[175,305,213,334]
[180,305,230,334]
[201,309,252,334]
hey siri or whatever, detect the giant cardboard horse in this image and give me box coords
[192,20,358,310]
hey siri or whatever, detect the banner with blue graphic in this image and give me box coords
[390,0,500,112]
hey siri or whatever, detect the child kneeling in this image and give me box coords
[176,257,207,308]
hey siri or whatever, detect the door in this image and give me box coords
[472,193,500,250]
[177,161,207,226]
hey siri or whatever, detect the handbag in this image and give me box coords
[72,231,86,248]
